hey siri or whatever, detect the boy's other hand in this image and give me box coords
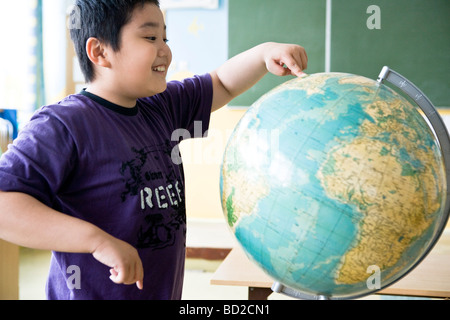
[92,236,144,290]
[263,42,308,78]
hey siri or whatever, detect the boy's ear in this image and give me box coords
[86,37,112,69]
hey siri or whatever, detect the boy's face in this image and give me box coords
[108,3,172,100]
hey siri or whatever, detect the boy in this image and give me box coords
[0,0,307,300]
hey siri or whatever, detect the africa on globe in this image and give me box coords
[220,72,448,299]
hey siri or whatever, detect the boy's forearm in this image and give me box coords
[0,191,144,288]
[211,42,308,111]
[211,43,269,111]
[216,43,269,96]
[0,191,107,254]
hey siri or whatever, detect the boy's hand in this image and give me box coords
[211,42,308,112]
[263,42,308,78]
[92,236,144,290]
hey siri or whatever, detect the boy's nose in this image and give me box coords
[158,42,171,57]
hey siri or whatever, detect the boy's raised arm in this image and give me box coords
[210,42,308,112]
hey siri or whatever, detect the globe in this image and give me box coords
[220,72,450,299]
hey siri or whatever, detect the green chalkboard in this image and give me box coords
[331,0,450,108]
[228,0,327,107]
[229,0,450,108]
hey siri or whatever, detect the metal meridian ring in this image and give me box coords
[374,66,450,295]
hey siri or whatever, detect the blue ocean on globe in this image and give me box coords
[220,73,447,299]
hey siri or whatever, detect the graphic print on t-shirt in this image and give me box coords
[119,141,186,250]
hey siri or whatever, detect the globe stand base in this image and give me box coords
[272,282,331,300]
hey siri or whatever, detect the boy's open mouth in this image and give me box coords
[153,66,166,72]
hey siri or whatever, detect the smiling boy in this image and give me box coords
[0,0,307,300]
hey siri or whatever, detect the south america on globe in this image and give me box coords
[220,72,448,299]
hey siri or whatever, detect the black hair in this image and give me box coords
[70,0,160,83]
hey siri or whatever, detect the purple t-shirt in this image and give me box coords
[0,74,213,300]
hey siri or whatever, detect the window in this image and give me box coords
[0,1,44,125]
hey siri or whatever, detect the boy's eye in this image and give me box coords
[146,37,169,44]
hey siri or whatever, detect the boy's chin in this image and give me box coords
[143,83,168,97]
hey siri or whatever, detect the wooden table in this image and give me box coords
[0,240,19,300]
[211,231,450,300]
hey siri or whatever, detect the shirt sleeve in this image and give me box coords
[145,73,214,139]
[0,107,77,207]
